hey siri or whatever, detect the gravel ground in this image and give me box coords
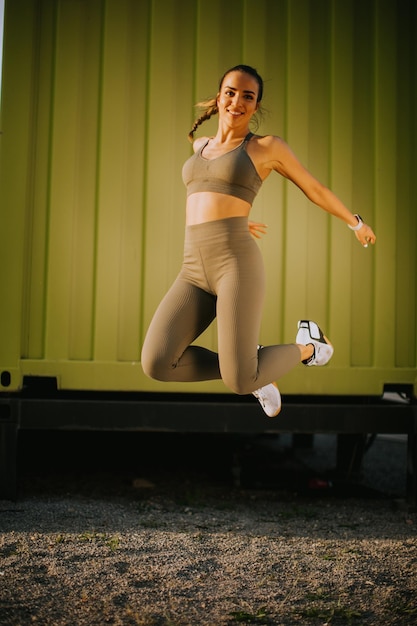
[1,432,416,625]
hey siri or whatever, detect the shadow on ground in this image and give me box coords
[17,430,407,502]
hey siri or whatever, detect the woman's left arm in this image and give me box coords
[267,137,376,247]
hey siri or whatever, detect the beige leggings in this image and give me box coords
[141,217,300,394]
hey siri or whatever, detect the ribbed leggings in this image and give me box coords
[141,217,300,394]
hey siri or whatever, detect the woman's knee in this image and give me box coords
[221,371,256,396]
[141,347,173,381]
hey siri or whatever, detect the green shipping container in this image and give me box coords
[1,0,416,398]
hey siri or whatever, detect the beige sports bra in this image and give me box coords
[182,132,262,205]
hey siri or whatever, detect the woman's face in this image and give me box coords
[217,71,260,127]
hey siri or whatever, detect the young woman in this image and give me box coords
[141,65,376,417]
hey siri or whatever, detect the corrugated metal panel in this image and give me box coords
[0,0,416,395]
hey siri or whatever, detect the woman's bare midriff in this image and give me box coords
[186,192,251,225]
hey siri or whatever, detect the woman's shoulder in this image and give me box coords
[248,134,295,177]
[251,133,285,147]
[250,134,288,157]
[192,136,210,153]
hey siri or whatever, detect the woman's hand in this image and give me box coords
[248,221,268,239]
[356,223,376,248]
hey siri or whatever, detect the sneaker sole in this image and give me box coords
[268,381,281,417]
[253,382,282,418]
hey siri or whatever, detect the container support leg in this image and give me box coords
[0,398,19,501]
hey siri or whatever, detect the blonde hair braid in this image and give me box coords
[187,98,218,143]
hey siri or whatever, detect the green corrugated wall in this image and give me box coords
[0,0,416,395]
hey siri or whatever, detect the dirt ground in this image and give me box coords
[0,431,416,625]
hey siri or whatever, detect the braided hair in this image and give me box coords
[188,65,264,143]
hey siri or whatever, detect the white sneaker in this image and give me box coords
[296,320,334,366]
[252,382,281,418]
